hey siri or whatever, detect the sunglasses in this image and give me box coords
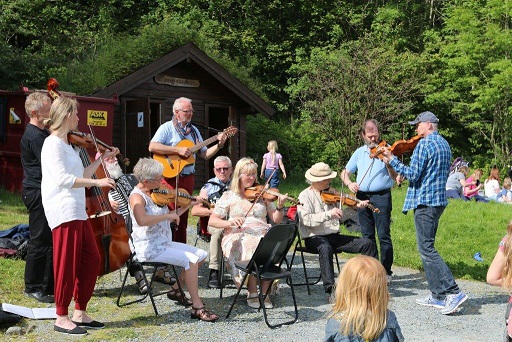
[214,167,231,172]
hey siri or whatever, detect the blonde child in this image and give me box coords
[487,221,512,339]
[464,169,490,202]
[260,140,287,188]
[325,255,404,342]
[498,177,512,204]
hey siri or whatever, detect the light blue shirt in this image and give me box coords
[345,145,393,192]
[151,121,207,175]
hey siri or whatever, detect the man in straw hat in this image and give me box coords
[380,111,467,315]
[297,162,378,295]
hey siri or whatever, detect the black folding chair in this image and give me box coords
[225,223,299,329]
[116,216,183,316]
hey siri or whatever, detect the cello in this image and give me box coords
[48,78,130,276]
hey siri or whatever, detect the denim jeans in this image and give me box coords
[357,190,394,275]
[264,169,280,188]
[414,205,460,300]
[304,233,377,292]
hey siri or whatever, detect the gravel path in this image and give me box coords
[4,229,508,341]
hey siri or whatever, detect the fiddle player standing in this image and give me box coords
[149,97,227,244]
[41,96,119,335]
[297,162,377,296]
[21,92,54,303]
[340,119,399,284]
[380,111,467,315]
[190,155,233,289]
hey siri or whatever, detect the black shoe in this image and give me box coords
[134,271,148,294]
[24,290,54,303]
[208,269,219,289]
[71,320,105,329]
[54,325,87,336]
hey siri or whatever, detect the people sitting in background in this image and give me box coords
[325,255,404,342]
[446,165,470,200]
[464,169,490,202]
[208,157,287,309]
[484,166,501,201]
[190,156,233,289]
[128,158,218,322]
[498,177,512,204]
[486,220,512,339]
[297,162,377,296]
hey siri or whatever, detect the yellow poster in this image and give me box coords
[87,110,108,127]
[9,107,21,124]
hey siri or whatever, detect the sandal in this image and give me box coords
[167,287,192,307]
[190,306,218,322]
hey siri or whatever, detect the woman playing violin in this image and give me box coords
[208,157,287,309]
[297,162,378,296]
[41,96,118,335]
[128,158,218,322]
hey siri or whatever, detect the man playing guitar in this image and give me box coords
[149,97,227,244]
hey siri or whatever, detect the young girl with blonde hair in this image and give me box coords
[325,255,404,342]
[487,221,512,340]
[260,140,287,188]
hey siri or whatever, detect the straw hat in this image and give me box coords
[305,162,337,182]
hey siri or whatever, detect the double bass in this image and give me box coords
[48,78,130,276]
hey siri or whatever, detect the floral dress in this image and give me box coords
[212,191,276,285]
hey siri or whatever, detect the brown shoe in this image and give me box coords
[167,287,192,307]
[190,306,218,322]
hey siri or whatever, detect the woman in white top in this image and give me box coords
[41,96,118,336]
[484,167,501,201]
[128,158,217,322]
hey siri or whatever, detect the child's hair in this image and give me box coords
[459,165,469,177]
[472,169,483,179]
[328,255,389,340]
[504,177,512,190]
[267,140,278,164]
[501,221,512,289]
[487,166,501,183]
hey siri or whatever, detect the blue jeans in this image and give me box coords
[414,205,460,300]
[357,190,393,275]
[264,169,280,188]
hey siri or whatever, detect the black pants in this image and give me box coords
[304,233,377,292]
[22,188,54,294]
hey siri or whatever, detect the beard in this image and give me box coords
[105,160,124,180]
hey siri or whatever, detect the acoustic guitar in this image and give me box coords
[153,126,238,178]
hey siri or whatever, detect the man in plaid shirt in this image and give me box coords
[381,111,467,315]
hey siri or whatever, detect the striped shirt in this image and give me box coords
[389,131,451,213]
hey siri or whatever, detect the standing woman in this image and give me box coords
[260,140,287,188]
[41,96,118,336]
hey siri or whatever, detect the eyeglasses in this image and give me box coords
[178,109,194,114]
[147,176,162,182]
[241,173,256,178]
[214,167,231,172]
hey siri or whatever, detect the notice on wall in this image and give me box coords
[87,110,108,127]
[154,74,200,88]
[9,108,21,124]
[138,112,144,128]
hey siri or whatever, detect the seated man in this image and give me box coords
[190,156,233,288]
[297,162,378,295]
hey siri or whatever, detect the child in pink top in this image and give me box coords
[260,140,287,188]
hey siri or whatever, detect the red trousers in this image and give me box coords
[52,220,100,316]
[162,174,194,244]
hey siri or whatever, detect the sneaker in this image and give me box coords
[247,293,261,309]
[440,292,468,315]
[264,296,273,309]
[153,266,175,285]
[208,269,219,289]
[416,294,446,309]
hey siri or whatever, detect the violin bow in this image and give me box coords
[238,168,276,228]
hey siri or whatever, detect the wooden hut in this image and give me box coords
[94,42,275,188]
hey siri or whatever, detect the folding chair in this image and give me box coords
[116,216,183,316]
[287,206,341,295]
[225,223,299,329]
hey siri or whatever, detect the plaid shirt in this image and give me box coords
[389,131,451,213]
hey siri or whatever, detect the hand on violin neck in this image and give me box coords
[356,199,369,209]
[101,147,120,160]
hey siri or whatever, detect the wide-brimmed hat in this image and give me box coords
[305,162,337,182]
[408,111,439,125]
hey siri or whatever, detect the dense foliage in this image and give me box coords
[1,0,511,175]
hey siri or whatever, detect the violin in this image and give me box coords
[68,130,130,166]
[370,135,422,160]
[151,184,212,208]
[320,191,380,213]
[244,185,302,206]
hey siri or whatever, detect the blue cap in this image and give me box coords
[408,111,439,125]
